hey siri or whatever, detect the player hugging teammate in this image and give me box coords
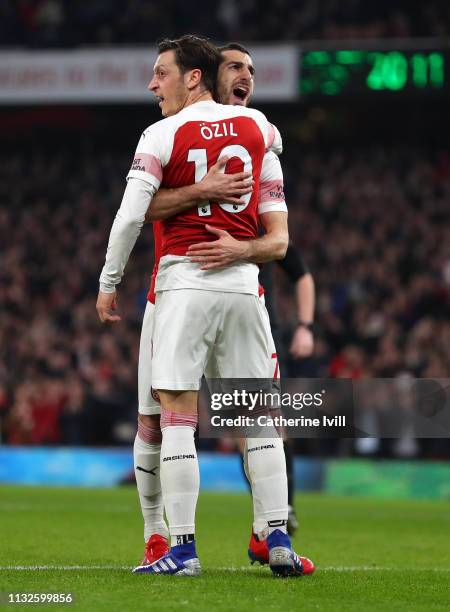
[97,35,315,577]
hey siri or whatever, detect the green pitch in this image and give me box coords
[0,486,449,611]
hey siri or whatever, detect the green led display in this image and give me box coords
[301,50,446,96]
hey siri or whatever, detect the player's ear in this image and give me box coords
[185,68,202,90]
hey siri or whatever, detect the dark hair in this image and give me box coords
[218,42,252,57]
[157,35,221,92]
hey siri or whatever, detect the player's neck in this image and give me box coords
[182,89,212,111]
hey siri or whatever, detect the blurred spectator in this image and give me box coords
[1,0,449,47]
[281,147,450,385]
[0,138,448,452]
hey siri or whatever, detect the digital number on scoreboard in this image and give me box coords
[300,49,447,96]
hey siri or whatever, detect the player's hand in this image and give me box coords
[198,156,254,205]
[96,290,121,323]
[289,326,314,359]
[187,225,250,270]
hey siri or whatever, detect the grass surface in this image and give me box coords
[0,486,449,611]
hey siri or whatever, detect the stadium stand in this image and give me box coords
[1,0,449,48]
[1,139,448,450]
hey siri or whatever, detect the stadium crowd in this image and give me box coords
[1,0,449,47]
[1,141,449,452]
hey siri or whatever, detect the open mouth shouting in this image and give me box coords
[231,83,251,105]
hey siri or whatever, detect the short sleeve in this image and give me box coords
[268,123,283,155]
[258,150,287,214]
[245,108,282,154]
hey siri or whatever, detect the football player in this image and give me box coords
[98,36,310,577]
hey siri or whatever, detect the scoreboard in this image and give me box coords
[300,49,447,96]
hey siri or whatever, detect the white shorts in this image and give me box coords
[152,290,277,391]
[138,301,160,415]
[137,293,279,414]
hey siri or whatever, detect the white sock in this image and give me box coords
[243,440,266,535]
[133,434,168,541]
[246,434,288,538]
[242,439,263,532]
[160,425,199,544]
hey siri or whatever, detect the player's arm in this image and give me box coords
[242,210,288,262]
[187,150,288,268]
[145,157,253,222]
[186,211,288,269]
[277,245,315,358]
[97,178,156,322]
[97,127,163,323]
[237,211,289,263]
[236,147,289,261]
